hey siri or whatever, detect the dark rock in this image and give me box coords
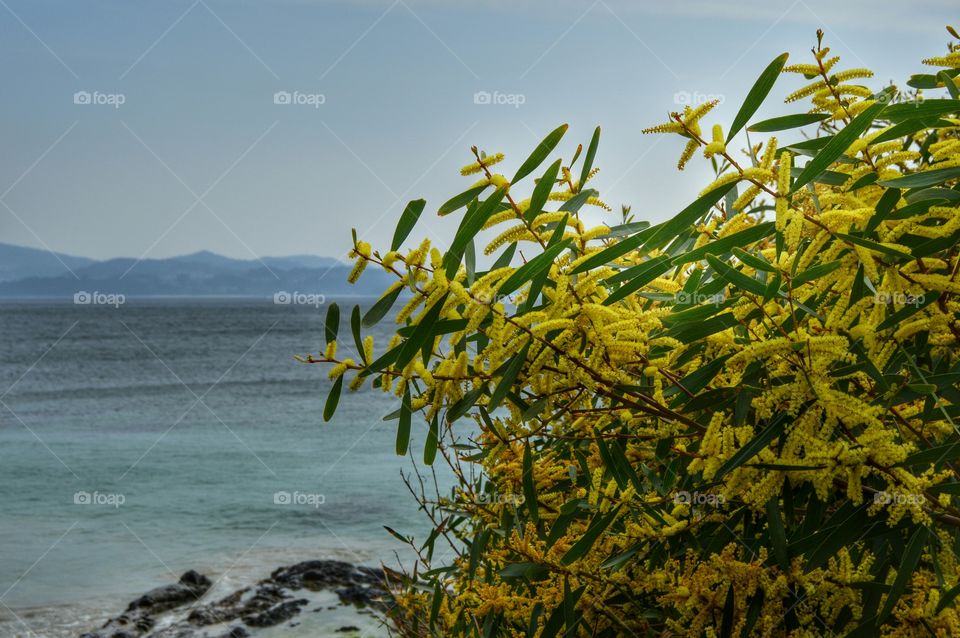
[126,571,211,614]
[242,598,308,627]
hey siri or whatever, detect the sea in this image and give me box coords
[0,298,454,637]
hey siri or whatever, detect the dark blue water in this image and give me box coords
[0,299,445,636]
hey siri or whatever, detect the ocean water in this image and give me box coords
[0,299,451,637]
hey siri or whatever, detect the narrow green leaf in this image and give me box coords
[578,126,601,190]
[445,187,507,278]
[569,224,660,275]
[792,260,841,287]
[324,302,340,343]
[513,123,568,184]
[438,184,487,216]
[877,166,960,189]
[767,496,790,570]
[791,101,886,193]
[877,527,926,623]
[391,199,426,250]
[747,112,829,132]
[424,414,439,465]
[350,305,365,363]
[396,386,412,455]
[362,286,403,327]
[524,159,563,223]
[707,254,768,295]
[727,52,789,143]
[323,375,343,422]
[561,506,621,565]
[883,98,958,122]
[497,240,570,298]
[396,293,448,369]
[714,414,786,480]
[644,183,736,251]
[673,222,775,266]
[489,340,532,411]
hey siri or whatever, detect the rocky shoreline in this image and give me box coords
[78,560,394,638]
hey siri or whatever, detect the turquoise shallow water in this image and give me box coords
[0,299,450,637]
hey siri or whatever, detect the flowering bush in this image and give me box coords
[305,28,960,637]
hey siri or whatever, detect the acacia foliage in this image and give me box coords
[308,30,960,637]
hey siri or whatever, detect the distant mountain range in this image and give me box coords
[0,243,392,298]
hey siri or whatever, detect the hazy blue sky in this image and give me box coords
[0,0,955,262]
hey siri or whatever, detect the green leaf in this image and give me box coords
[561,506,621,565]
[877,166,960,189]
[791,260,841,287]
[497,240,570,298]
[837,233,913,260]
[569,224,661,275]
[707,254,768,296]
[897,438,960,468]
[424,414,439,465]
[489,340,532,411]
[396,386,412,455]
[391,199,426,250]
[524,159,563,223]
[362,286,403,327]
[791,101,886,193]
[727,52,789,143]
[714,414,786,480]
[444,187,507,278]
[877,528,926,623]
[350,305,365,363]
[732,247,777,272]
[522,441,539,523]
[939,70,960,99]
[883,98,958,122]
[644,183,736,251]
[323,375,342,422]
[673,222,775,266]
[396,293,448,369]
[602,256,673,306]
[578,126,601,190]
[767,495,790,570]
[324,302,340,343]
[438,184,487,216]
[513,123,568,184]
[720,584,736,638]
[499,562,549,581]
[747,112,829,132]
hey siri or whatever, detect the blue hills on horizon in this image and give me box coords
[0,242,392,298]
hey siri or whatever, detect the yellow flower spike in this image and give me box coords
[777,151,792,195]
[459,152,504,176]
[329,358,354,380]
[347,259,367,283]
[682,99,720,126]
[324,340,337,360]
[489,174,510,192]
[677,139,699,171]
[760,137,778,170]
[703,124,726,158]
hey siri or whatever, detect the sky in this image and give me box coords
[0,0,956,262]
